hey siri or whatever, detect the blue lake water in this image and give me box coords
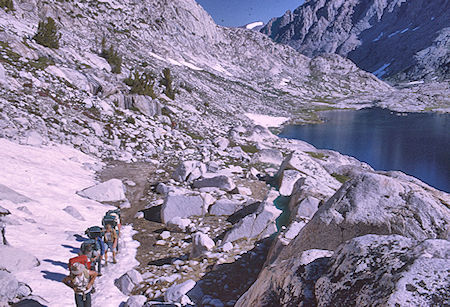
[279,108,450,193]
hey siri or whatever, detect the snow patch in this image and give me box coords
[0,139,139,306]
[244,113,289,128]
[388,30,401,38]
[372,62,391,78]
[211,63,233,76]
[246,22,264,30]
[373,32,383,42]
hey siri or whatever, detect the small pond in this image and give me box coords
[279,107,450,193]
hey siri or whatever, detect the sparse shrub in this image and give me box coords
[125,116,135,124]
[124,70,157,98]
[33,17,61,49]
[240,144,259,154]
[161,67,175,100]
[331,173,351,184]
[305,151,329,160]
[100,37,122,74]
[0,0,14,12]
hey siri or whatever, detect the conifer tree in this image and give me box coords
[33,17,61,49]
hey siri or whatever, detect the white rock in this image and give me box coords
[209,198,244,216]
[278,170,304,196]
[253,148,284,165]
[164,279,196,304]
[114,270,143,296]
[160,231,171,240]
[89,122,103,137]
[125,295,147,307]
[190,232,215,258]
[172,161,206,182]
[0,63,6,85]
[295,196,320,219]
[223,192,282,243]
[236,186,252,196]
[221,242,233,252]
[200,193,216,213]
[134,212,144,219]
[193,175,236,192]
[214,137,229,150]
[166,217,191,232]
[124,180,136,187]
[161,192,205,224]
[77,179,126,202]
[281,171,450,258]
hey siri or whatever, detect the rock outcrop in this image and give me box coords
[261,0,450,81]
[237,235,450,306]
[277,171,450,261]
[77,179,126,202]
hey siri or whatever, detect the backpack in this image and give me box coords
[102,214,117,229]
[69,255,91,270]
[80,239,100,258]
[85,226,103,239]
[106,209,121,219]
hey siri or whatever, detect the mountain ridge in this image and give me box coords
[261,0,450,81]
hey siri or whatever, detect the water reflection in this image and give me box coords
[279,108,450,192]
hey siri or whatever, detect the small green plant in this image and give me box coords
[161,67,175,100]
[240,144,259,154]
[124,70,156,98]
[33,17,61,49]
[100,37,122,74]
[331,173,351,184]
[0,0,14,12]
[306,151,328,160]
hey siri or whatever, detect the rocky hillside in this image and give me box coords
[261,0,450,81]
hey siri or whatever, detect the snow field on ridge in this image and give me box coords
[0,138,139,306]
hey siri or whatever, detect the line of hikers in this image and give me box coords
[63,208,122,307]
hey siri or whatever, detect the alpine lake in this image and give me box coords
[279,107,450,193]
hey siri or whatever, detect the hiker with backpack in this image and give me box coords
[103,223,118,264]
[63,262,98,307]
[84,226,105,276]
[103,209,121,252]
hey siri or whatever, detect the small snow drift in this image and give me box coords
[244,113,289,128]
[245,21,264,30]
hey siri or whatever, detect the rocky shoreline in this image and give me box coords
[84,120,449,306]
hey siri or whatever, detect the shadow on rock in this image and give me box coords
[226,201,260,224]
[188,237,274,306]
[143,205,162,223]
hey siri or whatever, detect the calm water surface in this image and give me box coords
[279,108,450,192]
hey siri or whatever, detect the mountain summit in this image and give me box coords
[261,0,450,81]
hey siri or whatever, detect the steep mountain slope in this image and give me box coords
[0,0,399,161]
[261,0,450,81]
